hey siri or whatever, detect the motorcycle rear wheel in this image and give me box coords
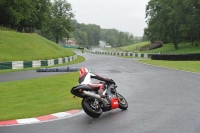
[82,97,102,118]
[117,93,128,110]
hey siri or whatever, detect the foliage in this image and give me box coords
[119,41,150,52]
[71,20,142,47]
[0,0,75,44]
[144,0,200,49]
[72,20,101,46]
[0,0,50,32]
[101,29,141,47]
[41,0,74,43]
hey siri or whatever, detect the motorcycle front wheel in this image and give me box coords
[117,93,128,110]
[82,97,102,118]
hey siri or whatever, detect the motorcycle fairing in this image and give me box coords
[107,83,119,109]
[110,98,119,109]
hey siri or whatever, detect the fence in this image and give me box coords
[0,55,77,70]
[151,53,200,60]
[94,51,152,58]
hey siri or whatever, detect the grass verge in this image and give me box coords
[137,60,200,73]
[0,72,82,121]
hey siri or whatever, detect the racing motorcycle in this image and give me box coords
[71,80,128,118]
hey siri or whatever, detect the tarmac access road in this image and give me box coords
[1,50,200,133]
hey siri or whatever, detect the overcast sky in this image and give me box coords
[67,0,150,37]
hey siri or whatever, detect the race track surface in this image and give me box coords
[1,50,200,133]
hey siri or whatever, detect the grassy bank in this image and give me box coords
[103,41,200,54]
[0,72,82,120]
[143,42,200,54]
[137,60,200,73]
[0,30,74,62]
[102,41,150,52]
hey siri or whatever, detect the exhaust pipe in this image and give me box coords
[82,91,110,107]
[82,91,101,100]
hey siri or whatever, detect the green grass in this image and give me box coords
[0,30,85,121]
[137,60,200,73]
[0,72,82,120]
[102,41,150,52]
[0,26,17,32]
[0,30,75,62]
[0,55,85,74]
[143,42,200,54]
[102,41,200,54]
[118,41,150,52]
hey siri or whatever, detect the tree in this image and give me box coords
[145,0,182,49]
[73,30,88,46]
[41,0,74,43]
[144,0,200,49]
[0,0,50,32]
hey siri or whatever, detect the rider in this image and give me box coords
[79,67,113,96]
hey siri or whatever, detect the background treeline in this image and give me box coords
[0,0,74,44]
[0,0,50,32]
[72,20,143,47]
[144,0,200,49]
[0,0,144,46]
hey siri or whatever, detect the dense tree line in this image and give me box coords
[100,29,138,47]
[0,0,74,43]
[72,20,101,46]
[0,0,142,46]
[72,20,141,47]
[144,0,200,49]
[0,0,50,32]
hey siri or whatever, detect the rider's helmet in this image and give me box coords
[79,67,89,78]
[79,67,89,84]
[79,67,90,84]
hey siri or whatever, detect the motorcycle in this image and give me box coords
[71,79,128,118]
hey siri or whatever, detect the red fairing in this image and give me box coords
[110,98,119,109]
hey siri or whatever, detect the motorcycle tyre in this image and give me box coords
[117,93,128,110]
[82,97,102,118]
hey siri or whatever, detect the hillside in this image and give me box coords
[102,41,150,52]
[0,30,74,62]
[103,41,200,54]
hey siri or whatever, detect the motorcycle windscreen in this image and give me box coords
[110,98,119,109]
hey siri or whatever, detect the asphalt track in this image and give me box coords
[1,50,200,133]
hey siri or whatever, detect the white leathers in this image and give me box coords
[79,67,109,87]
[80,72,96,85]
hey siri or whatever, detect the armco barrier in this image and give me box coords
[32,61,41,68]
[54,59,59,65]
[151,53,200,60]
[41,60,48,66]
[94,51,152,58]
[12,61,23,69]
[0,62,12,69]
[23,61,32,68]
[0,55,77,70]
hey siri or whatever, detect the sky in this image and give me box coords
[67,0,150,37]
